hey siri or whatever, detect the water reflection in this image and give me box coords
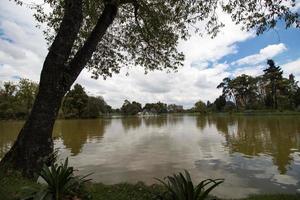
[207,116,300,174]
[0,121,23,158]
[0,115,300,198]
[54,119,111,155]
[143,115,168,127]
[121,117,142,131]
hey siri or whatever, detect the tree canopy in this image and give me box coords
[217,60,300,110]
[0,79,38,119]
[22,0,299,79]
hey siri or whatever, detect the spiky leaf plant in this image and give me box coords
[156,170,224,200]
[23,158,91,200]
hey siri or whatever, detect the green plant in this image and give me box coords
[156,170,223,200]
[23,158,91,200]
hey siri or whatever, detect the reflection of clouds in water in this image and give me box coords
[1,115,300,198]
[195,154,300,198]
[69,116,226,170]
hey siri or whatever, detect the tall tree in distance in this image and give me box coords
[0,82,18,119]
[263,59,283,109]
[62,84,88,118]
[15,79,39,115]
[1,0,299,177]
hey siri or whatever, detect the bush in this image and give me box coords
[156,170,223,200]
[23,158,91,200]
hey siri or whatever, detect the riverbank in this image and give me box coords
[2,110,300,121]
[1,174,299,200]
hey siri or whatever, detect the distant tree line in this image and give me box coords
[0,79,38,119]
[1,59,299,119]
[61,84,112,118]
[0,81,112,119]
[193,59,300,113]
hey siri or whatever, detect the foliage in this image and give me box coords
[90,182,165,200]
[156,170,224,200]
[0,170,40,200]
[217,60,300,111]
[194,100,207,113]
[23,158,91,200]
[262,59,284,109]
[62,84,112,118]
[214,96,227,111]
[83,96,112,118]
[167,104,184,113]
[62,84,89,118]
[121,100,142,115]
[1,170,300,200]
[19,0,298,80]
[0,79,38,119]
[144,102,168,114]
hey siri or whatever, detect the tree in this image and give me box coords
[214,95,227,111]
[83,96,112,118]
[15,79,39,115]
[1,0,299,177]
[287,74,299,108]
[194,100,207,113]
[167,104,184,113]
[62,84,89,118]
[0,79,38,119]
[0,82,18,119]
[263,59,283,109]
[121,100,142,115]
[143,102,168,114]
[218,74,259,109]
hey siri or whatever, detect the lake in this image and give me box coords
[1,115,300,198]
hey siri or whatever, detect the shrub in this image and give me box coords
[23,158,91,200]
[156,170,223,200]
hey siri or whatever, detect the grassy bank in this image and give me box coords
[1,173,299,200]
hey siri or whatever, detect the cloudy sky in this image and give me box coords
[0,1,300,108]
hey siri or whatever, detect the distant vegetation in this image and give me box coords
[1,60,299,119]
[215,59,300,112]
[0,78,38,119]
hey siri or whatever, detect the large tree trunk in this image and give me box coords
[0,74,66,177]
[0,1,118,178]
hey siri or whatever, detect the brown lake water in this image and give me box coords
[0,115,300,198]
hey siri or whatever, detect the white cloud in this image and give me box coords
[232,65,265,77]
[282,58,300,80]
[233,43,287,66]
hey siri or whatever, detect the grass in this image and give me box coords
[0,171,40,200]
[0,172,299,200]
[89,182,165,200]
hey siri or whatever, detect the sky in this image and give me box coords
[0,1,300,108]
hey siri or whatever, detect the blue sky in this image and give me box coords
[222,22,300,66]
[0,1,300,108]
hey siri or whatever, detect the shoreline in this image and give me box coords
[1,174,299,200]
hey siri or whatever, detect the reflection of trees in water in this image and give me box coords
[210,116,300,174]
[196,116,207,130]
[0,121,24,158]
[121,115,184,131]
[167,115,184,125]
[55,119,111,156]
[121,117,142,131]
[143,116,168,127]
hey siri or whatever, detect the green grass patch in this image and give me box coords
[0,171,40,200]
[1,173,299,200]
[88,182,165,200]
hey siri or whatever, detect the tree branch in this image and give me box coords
[66,3,118,85]
[41,0,83,73]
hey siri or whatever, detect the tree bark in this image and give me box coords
[0,1,118,178]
